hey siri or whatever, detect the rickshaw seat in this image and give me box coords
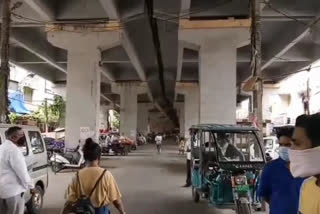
[202,151,217,164]
[192,147,200,159]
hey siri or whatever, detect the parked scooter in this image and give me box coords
[137,134,147,145]
[50,145,85,173]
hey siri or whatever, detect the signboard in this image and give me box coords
[80,127,94,140]
[130,130,136,138]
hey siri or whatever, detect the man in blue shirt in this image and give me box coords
[258,126,304,214]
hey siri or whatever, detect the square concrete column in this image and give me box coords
[100,105,112,130]
[137,103,151,135]
[176,83,200,138]
[48,31,120,148]
[112,83,147,140]
[121,86,138,139]
[199,42,237,124]
[65,50,101,146]
[175,102,185,137]
[180,28,249,124]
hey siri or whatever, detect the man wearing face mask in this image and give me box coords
[258,126,304,214]
[290,114,320,214]
[0,126,34,214]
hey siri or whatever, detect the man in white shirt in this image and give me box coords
[183,137,192,187]
[0,126,34,214]
[217,133,244,161]
[155,133,163,154]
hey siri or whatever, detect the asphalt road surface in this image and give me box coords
[42,142,267,214]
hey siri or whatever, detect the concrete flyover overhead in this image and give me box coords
[5,0,320,147]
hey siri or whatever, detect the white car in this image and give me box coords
[263,136,280,160]
[0,124,48,214]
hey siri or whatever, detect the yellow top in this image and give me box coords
[66,167,122,208]
[300,177,320,214]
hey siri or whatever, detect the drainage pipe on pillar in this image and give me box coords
[0,0,11,123]
[145,0,179,127]
[250,0,263,139]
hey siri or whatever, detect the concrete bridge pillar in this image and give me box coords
[176,83,200,139]
[48,31,120,148]
[175,102,185,138]
[112,83,147,140]
[100,105,112,130]
[137,103,152,136]
[180,28,249,124]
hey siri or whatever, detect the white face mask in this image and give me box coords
[289,146,320,178]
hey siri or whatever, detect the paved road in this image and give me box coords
[42,143,266,214]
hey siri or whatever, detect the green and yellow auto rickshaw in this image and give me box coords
[190,124,266,214]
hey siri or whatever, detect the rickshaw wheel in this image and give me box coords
[236,200,251,214]
[192,187,200,203]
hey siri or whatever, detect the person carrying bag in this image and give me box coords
[62,138,126,214]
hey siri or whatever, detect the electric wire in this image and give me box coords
[10,0,232,32]
[247,1,320,82]
[10,1,320,81]
[262,1,320,31]
[153,0,233,23]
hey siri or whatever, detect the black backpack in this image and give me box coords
[71,169,107,214]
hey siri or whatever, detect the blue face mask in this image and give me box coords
[279,146,290,162]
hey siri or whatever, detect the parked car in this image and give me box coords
[0,124,48,214]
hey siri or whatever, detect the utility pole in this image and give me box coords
[106,109,110,130]
[250,0,263,139]
[0,0,11,123]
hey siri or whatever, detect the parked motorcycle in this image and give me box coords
[137,134,147,145]
[111,142,128,156]
[50,145,85,173]
[101,142,112,155]
[44,137,65,162]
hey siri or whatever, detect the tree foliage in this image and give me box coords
[49,96,66,124]
[112,110,120,129]
[32,95,66,125]
[9,96,66,129]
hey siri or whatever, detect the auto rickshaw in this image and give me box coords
[190,124,266,214]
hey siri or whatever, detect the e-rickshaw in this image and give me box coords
[190,124,266,214]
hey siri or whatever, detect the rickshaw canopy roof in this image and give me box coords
[190,124,258,132]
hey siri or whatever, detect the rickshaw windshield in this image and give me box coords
[215,132,264,162]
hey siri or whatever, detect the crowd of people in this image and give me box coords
[0,113,320,214]
[258,113,320,214]
[178,113,320,213]
[0,127,126,214]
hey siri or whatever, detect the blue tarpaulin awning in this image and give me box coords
[9,92,30,114]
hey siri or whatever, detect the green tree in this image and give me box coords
[32,95,66,127]
[112,110,120,129]
[49,96,66,127]
[9,112,18,124]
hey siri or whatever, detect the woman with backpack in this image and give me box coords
[63,138,126,214]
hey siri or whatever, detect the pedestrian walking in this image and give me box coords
[290,114,320,214]
[63,138,126,214]
[178,137,186,155]
[258,126,304,214]
[155,133,163,154]
[0,126,34,214]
